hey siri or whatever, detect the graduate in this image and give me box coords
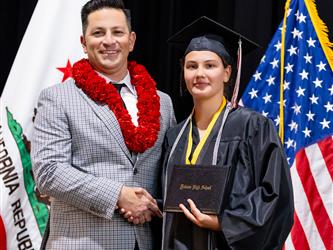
[162,16,294,250]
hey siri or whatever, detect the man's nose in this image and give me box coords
[103,33,116,45]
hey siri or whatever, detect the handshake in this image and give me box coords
[117,186,162,225]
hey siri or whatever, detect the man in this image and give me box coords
[31,0,175,249]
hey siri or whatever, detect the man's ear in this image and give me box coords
[129,31,136,52]
[80,35,87,54]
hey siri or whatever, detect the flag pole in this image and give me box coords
[279,0,292,143]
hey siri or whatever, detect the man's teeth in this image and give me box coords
[102,50,118,54]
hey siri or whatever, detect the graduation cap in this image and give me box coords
[168,16,260,107]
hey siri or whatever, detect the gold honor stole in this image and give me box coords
[186,97,227,165]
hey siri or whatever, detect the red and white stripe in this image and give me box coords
[285,136,333,250]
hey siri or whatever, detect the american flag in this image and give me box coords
[241,0,333,249]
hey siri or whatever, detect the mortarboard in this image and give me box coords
[168,16,260,107]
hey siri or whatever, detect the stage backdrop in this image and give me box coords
[2,0,333,119]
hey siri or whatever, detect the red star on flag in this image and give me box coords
[57,59,73,82]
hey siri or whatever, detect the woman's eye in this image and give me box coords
[186,64,197,69]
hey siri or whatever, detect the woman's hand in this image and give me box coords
[179,199,221,231]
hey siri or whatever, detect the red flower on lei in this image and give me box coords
[72,59,160,153]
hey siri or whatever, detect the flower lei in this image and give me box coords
[72,58,160,153]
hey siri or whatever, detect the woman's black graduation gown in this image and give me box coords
[161,106,294,250]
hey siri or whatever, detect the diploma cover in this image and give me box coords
[164,164,231,214]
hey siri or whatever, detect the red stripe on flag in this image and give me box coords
[0,215,6,250]
[317,136,333,180]
[296,149,333,249]
[291,212,310,250]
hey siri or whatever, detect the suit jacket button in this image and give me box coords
[133,168,138,175]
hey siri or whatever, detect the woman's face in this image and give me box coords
[184,50,231,101]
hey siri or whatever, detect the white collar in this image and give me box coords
[96,70,136,96]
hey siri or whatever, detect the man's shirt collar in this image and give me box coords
[96,70,137,96]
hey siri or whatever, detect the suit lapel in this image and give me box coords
[76,87,133,163]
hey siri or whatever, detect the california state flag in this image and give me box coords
[0,1,88,249]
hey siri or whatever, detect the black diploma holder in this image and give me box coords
[164,164,231,215]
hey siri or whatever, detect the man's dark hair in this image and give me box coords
[81,0,132,34]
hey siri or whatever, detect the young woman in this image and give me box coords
[162,17,294,250]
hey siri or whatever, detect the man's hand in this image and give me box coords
[35,187,51,206]
[117,186,162,224]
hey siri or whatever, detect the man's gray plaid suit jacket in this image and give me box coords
[32,79,176,250]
